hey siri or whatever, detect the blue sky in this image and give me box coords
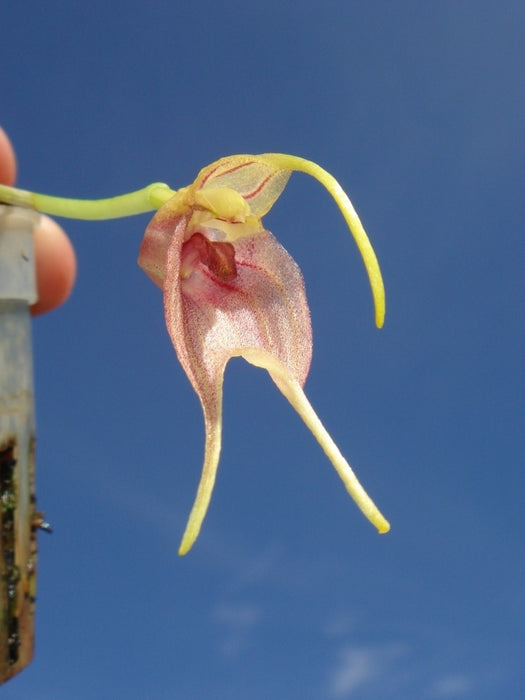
[1,2,524,698]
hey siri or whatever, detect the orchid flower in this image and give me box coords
[0,153,390,554]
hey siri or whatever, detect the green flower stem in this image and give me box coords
[0,182,176,220]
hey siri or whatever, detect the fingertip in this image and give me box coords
[31,215,77,316]
[0,128,17,186]
[0,129,75,315]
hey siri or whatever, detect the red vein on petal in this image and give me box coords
[199,159,254,187]
[242,172,276,201]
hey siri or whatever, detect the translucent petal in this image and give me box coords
[193,156,292,217]
[141,202,312,553]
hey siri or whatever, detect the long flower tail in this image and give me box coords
[241,349,389,534]
[259,154,385,329]
[274,375,390,533]
[178,400,223,555]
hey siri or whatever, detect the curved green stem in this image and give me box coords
[0,182,177,220]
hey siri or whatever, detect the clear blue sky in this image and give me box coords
[2,2,524,698]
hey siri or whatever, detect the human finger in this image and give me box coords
[30,215,77,316]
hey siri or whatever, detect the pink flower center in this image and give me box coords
[180,232,237,282]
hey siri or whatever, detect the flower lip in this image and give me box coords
[181,231,237,283]
[193,187,251,223]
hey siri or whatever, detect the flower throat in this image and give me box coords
[180,232,237,282]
